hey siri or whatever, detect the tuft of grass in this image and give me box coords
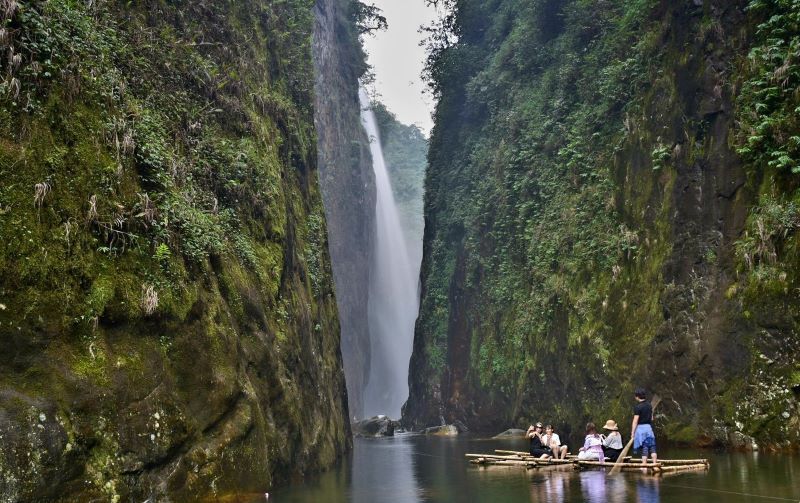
[33,182,50,208]
[140,284,158,316]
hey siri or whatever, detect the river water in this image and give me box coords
[265,435,799,503]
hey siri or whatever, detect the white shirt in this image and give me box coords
[602,431,623,449]
[543,432,562,447]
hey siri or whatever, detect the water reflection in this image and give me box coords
[272,437,800,503]
[351,435,420,503]
[636,478,660,503]
[579,470,606,502]
[529,470,568,503]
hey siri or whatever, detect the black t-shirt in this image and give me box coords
[634,400,652,424]
[530,433,545,449]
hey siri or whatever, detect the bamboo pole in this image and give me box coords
[539,459,575,465]
[466,453,538,461]
[470,458,538,468]
[494,450,529,456]
[634,459,708,465]
[655,463,708,474]
[579,460,661,469]
[493,449,559,458]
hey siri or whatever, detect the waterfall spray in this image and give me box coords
[360,88,420,419]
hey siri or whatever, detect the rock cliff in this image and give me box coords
[405,0,799,449]
[0,0,350,500]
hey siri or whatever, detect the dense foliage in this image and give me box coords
[406,0,800,448]
[0,0,322,327]
[728,0,800,437]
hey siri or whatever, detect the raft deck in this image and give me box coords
[465,450,709,474]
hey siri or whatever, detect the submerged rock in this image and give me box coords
[423,425,459,436]
[493,429,527,438]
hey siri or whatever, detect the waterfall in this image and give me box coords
[360,88,420,419]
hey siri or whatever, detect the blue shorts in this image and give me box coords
[634,424,657,454]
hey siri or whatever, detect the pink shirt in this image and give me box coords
[583,434,604,453]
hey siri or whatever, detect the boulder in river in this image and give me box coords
[352,416,398,437]
[493,428,527,438]
[423,424,459,436]
[729,431,759,451]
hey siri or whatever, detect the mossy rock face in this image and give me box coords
[405,0,800,450]
[0,0,350,500]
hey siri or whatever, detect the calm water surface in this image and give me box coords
[262,435,798,502]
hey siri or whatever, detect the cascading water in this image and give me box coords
[360,88,420,419]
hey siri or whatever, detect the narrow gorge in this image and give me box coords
[1,0,799,500]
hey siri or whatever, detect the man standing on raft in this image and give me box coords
[631,388,657,464]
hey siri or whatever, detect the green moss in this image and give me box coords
[87,275,115,317]
[0,0,351,498]
[72,346,111,388]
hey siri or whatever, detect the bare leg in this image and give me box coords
[560,446,568,460]
[651,452,658,464]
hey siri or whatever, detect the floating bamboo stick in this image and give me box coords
[578,460,662,469]
[466,453,539,461]
[493,449,575,461]
[494,449,528,455]
[629,459,708,466]
[655,463,708,474]
[470,458,538,468]
[540,458,575,465]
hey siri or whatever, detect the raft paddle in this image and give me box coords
[609,393,661,476]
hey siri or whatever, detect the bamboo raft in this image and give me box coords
[466,449,710,474]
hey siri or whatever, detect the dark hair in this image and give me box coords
[545,424,553,431]
[635,388,647,399]
[585,422,597,435]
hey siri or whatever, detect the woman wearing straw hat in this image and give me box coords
[601,419,624,462]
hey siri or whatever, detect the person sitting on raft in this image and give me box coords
[577,422,604,462]
[601,419,624,462]
[631,387,658,464]
[543,425,568,460]
[526,422,552,459]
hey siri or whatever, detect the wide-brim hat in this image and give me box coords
[603,419,618,431]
